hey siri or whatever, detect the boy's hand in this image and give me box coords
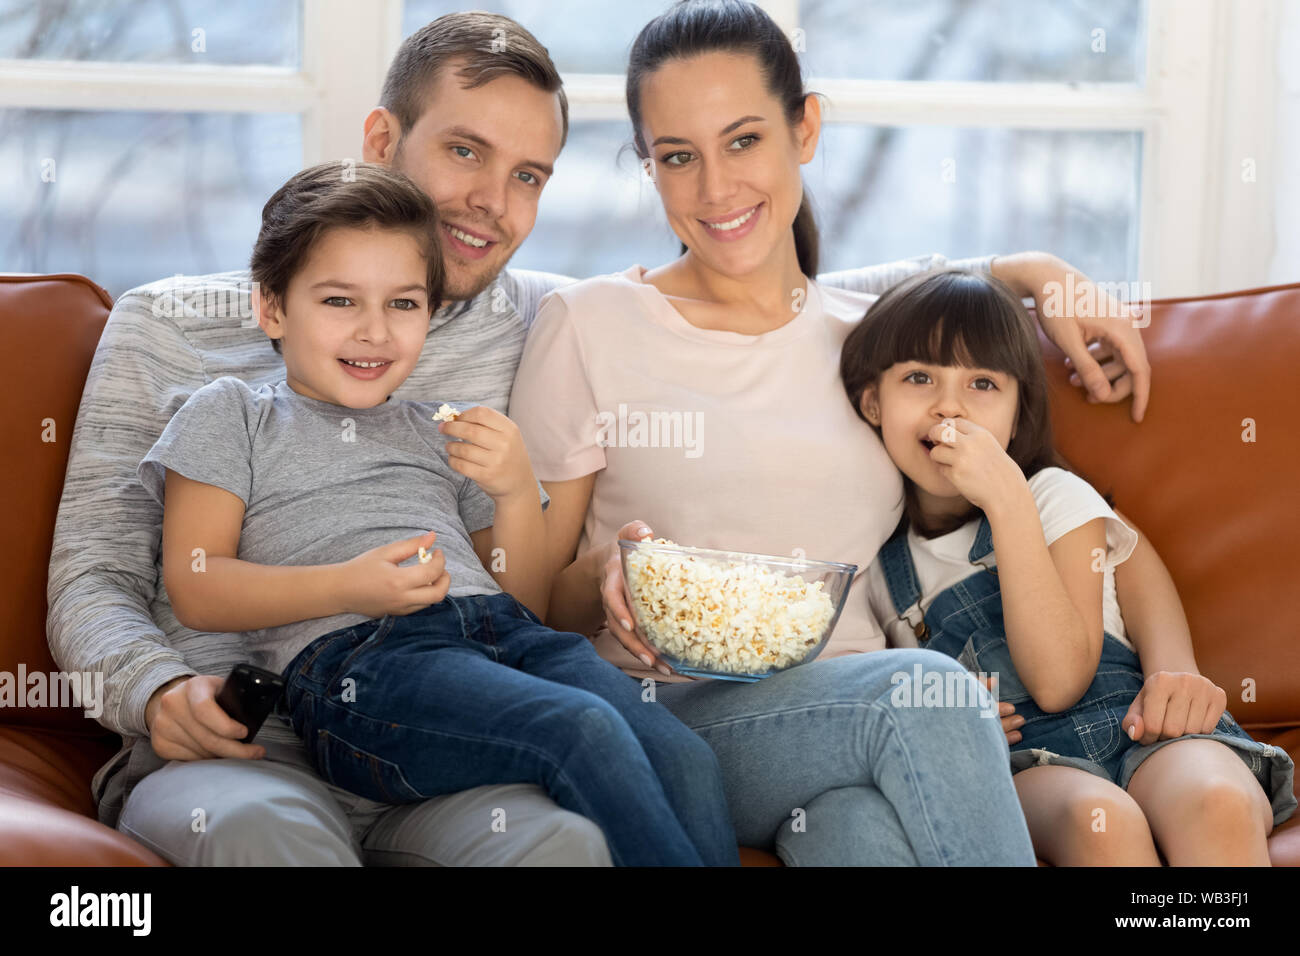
[337,530,451,619]
[439,406,536,501]
[1122,670,1227,745]
[924,417,1027,515]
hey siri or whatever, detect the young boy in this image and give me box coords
[136,160,739,866]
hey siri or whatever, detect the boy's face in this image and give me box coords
[861,361,1019,507]
[260,224,432,408]
[365,62,564,304]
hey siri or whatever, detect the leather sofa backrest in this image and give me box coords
[1039,282,1300,727]
[4,273,1298,734]
[2,274,112,732]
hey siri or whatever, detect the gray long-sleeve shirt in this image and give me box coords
[46,253,991,828]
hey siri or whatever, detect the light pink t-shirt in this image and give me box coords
[509,265,904,684]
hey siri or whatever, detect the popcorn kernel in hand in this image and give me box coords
[431,403,461,423]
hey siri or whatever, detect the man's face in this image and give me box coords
[371,64,564,303]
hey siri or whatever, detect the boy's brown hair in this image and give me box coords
[839,268,1113,537]
[381,12,569,152]
[250,161,444,355]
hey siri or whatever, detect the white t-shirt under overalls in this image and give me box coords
[864,467,1140,651]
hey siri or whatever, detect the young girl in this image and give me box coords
[839,268,1295,865]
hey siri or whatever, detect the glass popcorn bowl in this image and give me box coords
[618,538,857,682]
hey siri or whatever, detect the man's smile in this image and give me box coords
[442,222,500,260]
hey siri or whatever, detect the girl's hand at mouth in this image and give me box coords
[924,417,1029,516]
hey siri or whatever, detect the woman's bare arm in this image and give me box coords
[540,474,604,634]
[991,252,1151,422]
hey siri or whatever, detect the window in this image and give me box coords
[400,0,1279,296]
[0,0,1284,297]
[0,109,299,294]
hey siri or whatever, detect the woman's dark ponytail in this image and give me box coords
[628,0,820,277]
[792,193,819,277]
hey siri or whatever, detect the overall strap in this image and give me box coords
[876,522,929,640]
[967,512,996,571]
[877,523,921,616]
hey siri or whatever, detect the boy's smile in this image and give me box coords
[259,224,433,408]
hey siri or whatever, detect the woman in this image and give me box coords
[509,0,1178,865]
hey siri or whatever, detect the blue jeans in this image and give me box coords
[655,649,1038,865]
[280,592,739,866]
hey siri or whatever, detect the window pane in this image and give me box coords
[510,120,678,278]
[401,0,672,74]
[804,124,1141,284]
[487,120,1141,289]
[0,0,301,66]
[0,109,301,297]
[799,0,1145,84]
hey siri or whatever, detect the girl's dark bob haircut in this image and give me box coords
[840,268,1112,536]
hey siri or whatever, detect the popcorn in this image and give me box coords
[418,546,434,564]
[624,538,835,676]
[431,403,461,423]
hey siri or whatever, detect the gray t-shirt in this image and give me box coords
[136,377,546,675]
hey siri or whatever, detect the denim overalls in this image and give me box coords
[875,515,1296,826]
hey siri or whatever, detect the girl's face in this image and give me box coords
[636,51,818,278]
[260,224,432,408]
[861,360,1020,506]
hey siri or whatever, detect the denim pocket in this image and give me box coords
[313,726,424,804]
[953,629,1033,704]
[329,616,396,689]
[291,620,383,688]
[1068,692,1135,764]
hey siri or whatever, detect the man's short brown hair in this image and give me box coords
[381,12,569,150]
[250,161,444,355]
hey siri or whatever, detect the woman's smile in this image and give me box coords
[699,202,764,242]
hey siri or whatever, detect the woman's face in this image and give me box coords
[636,51,819,279]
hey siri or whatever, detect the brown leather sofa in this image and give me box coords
[4,271,1298,866]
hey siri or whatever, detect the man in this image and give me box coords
[46,12,1148,867]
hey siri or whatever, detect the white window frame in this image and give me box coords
[0,0,1277,296]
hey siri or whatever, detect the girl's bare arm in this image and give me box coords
[1110,508,1199,674]
[989,485,1107,712]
